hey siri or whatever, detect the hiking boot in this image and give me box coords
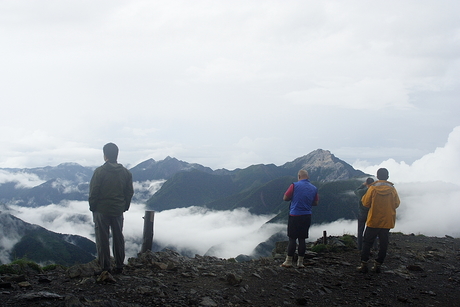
[371,261,382,273]
[356,261,368,273]
[280,256,293,268]
[297,256,305,268]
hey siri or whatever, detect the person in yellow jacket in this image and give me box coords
[357,168,400,273]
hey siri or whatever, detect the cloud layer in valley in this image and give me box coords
[9,202,283,260]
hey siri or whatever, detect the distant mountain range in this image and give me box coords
[145,149,368,224]
[0,149,366,211]
[0,148,369,264]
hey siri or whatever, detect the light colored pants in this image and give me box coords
[93,212,125,271]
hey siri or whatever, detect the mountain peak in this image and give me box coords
[129,156,213,181]
[282,149,365,182]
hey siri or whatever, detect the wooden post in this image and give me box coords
[141,210,155,253]
[323,230,327,245]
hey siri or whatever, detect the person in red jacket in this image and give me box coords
[357,168,400,273]
[281,169,319,268]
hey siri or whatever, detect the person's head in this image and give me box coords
[376,168,389,180]
[103,143,119,163]
[298,169,309,180]
[366,177,375,185]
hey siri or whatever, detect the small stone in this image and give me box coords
[226,272,243,286]
[96,271,116,283]
[17,291,62,300]
[153,262,168,270]
[407,265,424,271]
[200,296,218,306]
[38,276,52,283]
[18,281,32,288]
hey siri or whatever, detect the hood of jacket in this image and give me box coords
[102,161,125,172]
[371,181,395,196]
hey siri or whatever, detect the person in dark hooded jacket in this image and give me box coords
[89,143,134,274]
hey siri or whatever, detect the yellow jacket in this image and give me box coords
[361,180,400,229]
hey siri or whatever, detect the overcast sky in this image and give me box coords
[0,1,459,171]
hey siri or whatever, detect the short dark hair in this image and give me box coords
[377,168,389,180]
[366,177,375,185]
[103,143,119,162]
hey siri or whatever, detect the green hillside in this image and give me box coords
[146,169,238,210]
[204,176,294,214]
[11,227,96,266]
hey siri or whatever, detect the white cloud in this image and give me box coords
[0,214,24,264]
[0,170,45,188]
[153,207,284,258]
[9,202,283,261]
[353,126,460,185]
[132,180,166,203]
[394,182,460,237]
[301,127,460,240]
[309,219,357,241]
[309,180,460,239]
[10,202,94,239]
[342,126,460,238]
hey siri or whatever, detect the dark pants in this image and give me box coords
[93,212,125,271]
[357,218,379,251]
[287,215,311,257]
[357,217,367,251]
[360,227,390,264]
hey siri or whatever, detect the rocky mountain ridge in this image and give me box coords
[145,149,366,214]
[0,149,365,209]
[1,232,459,306]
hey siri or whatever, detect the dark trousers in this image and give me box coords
[357,217,366,251]
[93,212,125,271]
[360,227,390,264]
[357,218,379,251]
[287,215,311,257]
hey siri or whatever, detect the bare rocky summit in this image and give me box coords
[1,232,460,306]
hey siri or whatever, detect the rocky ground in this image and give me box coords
[1,232,460,307]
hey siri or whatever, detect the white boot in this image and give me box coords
[280,256,293,267]
[297,256,304,268]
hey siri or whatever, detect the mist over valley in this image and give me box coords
[1,131,459,266]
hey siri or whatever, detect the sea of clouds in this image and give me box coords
[5,126,460,261]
